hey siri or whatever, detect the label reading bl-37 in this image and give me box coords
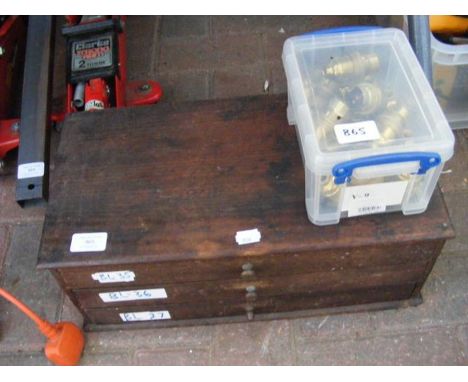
[119,311,171,322]
[342,181,408,217]
[334,120,380,144]
[71,35,113,72]
[99,288,167,303]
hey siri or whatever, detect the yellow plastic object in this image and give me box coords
[430,15,468,35]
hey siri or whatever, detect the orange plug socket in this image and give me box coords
[0,287,85,366]
[44,322,85,366]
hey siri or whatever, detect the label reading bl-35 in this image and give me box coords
[99,288,167,303]
[334,120,380,144]
[92,271,135,283]
[342,181,408,217]
[120,311,171,322]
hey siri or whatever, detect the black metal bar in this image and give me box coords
[61,18,121,37]
[407,15,433,84]
[16,16,55,207]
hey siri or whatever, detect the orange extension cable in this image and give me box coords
[0,287,85,366]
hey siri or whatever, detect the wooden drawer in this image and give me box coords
[57,241,437,289]
[73,261,427,309]
[83,283,416,325]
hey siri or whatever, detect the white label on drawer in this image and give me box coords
[70,232,108,253]
[92,270,135,283]
[17,162,45,179]
[120,311,171,322]
[334,120,380,144]
[342,181,408,217]
[99,288,167,303]
[235,228,261,245]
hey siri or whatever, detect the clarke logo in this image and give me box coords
[74,38,111,59]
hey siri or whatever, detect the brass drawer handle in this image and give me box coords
[245,291,257,302]
[241,263,255,279]
[245,305,254,321]
[245,285,257,302]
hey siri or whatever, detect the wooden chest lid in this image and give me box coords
[38,95,454,268]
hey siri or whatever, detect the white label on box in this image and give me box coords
[99,288,167,303]
[235,228,261,245]
[70,232,108,253]
[342,181,408,217]
[334,120,380,144]
[348,201,387,217]
[17,162,45,179]
[119,311,171,322]
[92,270,135,283]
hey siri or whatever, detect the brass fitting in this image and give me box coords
[323,53,380,80]
[313,76,339,110]
[321,176,341,198]
[374,105,409,147]
[316,98,350,142]
[344,82,383,115]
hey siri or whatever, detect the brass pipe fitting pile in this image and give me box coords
[315,52,412,198]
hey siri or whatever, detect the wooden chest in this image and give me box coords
[38,95,454,330]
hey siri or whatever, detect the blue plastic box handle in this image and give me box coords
[332,152,442,185]
[302,25,382,37]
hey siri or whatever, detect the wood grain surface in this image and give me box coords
[38,95,454,268]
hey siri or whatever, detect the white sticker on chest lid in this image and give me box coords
[235,228,261,245]
[70,232,108,253]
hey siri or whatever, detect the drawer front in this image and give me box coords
[84,283,416,325]
[74,262,427,309]
[58,240,438,289]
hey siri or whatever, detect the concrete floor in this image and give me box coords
[0,16,467,365]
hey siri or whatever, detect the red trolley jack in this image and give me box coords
[0,15,163,171]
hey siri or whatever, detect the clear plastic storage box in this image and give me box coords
[431,34,468,129]
[282,27,454,225]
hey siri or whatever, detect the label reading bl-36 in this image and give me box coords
[99,288,167,303]
[120,311,171,322]
[342,181,408,217]
[92,271,135,283]
[334,120,380,144]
